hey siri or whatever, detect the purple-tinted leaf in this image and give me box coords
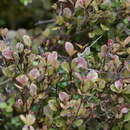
[28,68,40,80]
[72,57,87,69]
[115,80,123,89]
[2,47,13,60]
[121,107,128,114]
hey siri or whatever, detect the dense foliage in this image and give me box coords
[0,0,130,130]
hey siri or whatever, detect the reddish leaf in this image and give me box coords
[16,74,29,86]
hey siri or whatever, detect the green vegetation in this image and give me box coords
[0,0,130,130]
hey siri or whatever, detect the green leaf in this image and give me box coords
[124,112,130,122]
[110,85,122,93]
[20,0,32,5]
[6,106,13,112]
[73,119,83,127]
[61,62,70,73]
[48,99,58,111]
[123,86,130,94]
[0,102,7,109]
[88,32,95,38]
[7,97,15,105]
[100,24,109,31]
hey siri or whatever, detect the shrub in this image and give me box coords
[41,0,130,49]
[0,27,130,130]
[0,0,130,130]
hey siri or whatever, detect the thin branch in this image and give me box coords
[89,35,103,48]
[68,98,83,129]
[35,19,55,25]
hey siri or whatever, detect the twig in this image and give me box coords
[78,35,103,57]
[35,19,55,25]
[67,98,83,129]
[89,35,103,48]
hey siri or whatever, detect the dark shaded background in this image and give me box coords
[0,0,56,29]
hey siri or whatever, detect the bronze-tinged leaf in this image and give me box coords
[59,92,70,102]
[29,83,37,97]
[0,40,6,51]
[2,47,13,60]
[16,74,29,86]
[87,70,98,82]
[72,57,87,70]
[28,68,40,80]
[65,42,74,56]
[75,0,92,8]
[125,61,130,72]
[74,72,83,81]
[47,51,59,68]
[123,36,130,47]
[0,28,8,37]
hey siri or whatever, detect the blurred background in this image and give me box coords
[0,0,56,29]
